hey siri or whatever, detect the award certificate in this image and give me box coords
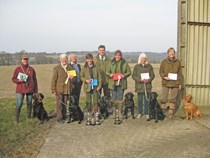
[168,73,177,80]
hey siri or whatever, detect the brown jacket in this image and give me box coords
[51,64,75,94]
[159,57,183,87]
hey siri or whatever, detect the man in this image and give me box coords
[159,47,183,119]
[69,53,82,105]
[93,45,111,98]
[12,54,38,124]
[51,54,75,124]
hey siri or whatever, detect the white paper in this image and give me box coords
[140,73,150,80]
[168,73,177,80]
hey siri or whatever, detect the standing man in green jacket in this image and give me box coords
[93,45,111,99]
[159,47,183,119]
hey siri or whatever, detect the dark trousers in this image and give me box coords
[71,81,82,104]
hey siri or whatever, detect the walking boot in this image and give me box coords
[95,112,101,125]
[86,112,91,126]
[14,108,20,125]
[168,102,175,119]
[114,109,121,125]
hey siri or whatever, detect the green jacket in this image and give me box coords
[106,58,131,90]
[51,64,75,94]
[159,57,183,87]
[93,54,111,84]
[80,63,101,92]
[132,63,155,93]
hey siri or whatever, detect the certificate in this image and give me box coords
[168,73,177,80]
[140,73,150,80]
[67,70,77,76]
[17,73,28,82]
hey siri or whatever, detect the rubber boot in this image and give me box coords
[86,103,92,126]
[118,100,124,120]
[168,102,175,119]
[14,108,20,125]
[27,104,32,118]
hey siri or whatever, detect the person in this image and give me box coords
[106,50,131,124]
[80,54,101,125]
[93,45,111,98]
[51,54,75,124]
[69,53,83,105]
[159,47,183,119]
[132,53,155,119]
[12,54,38,124]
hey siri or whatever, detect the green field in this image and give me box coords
[0,63,162,98]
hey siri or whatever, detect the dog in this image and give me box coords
[67,95,84,124]
[32,93,49,124]
[123,92,135,119]
[147,92,165,123]
[98,96,109,119]
[183,94,202,120]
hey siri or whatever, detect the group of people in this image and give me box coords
[12,45,183,125]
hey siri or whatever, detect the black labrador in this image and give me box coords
[147,92,165,123]
[67,95,84,124]
[123,92,135,119]
[98,96,109,119]
[32,93,49,124]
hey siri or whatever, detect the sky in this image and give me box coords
[0,0,178,53]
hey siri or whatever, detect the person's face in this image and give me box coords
[114,53,122,62]
[168,50,175,60]
[98,48,105,56]
[70,56,77,63]
[140,57,147,64]
[60,58,68,66]
[21,58,29,65]
[86,58,93,66]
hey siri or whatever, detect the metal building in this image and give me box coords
[178,0,210,106]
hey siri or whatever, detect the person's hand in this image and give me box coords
[110,74,113,77]
[164,77,170,80]
[140,79,148,83]
[97,86,101,91]
[86,79,91,84]
[68,74,73,79]
[19,78,24,83]
[121,74,124,79]
[179,84,182,90]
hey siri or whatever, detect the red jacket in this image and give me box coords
[12,64,38,93]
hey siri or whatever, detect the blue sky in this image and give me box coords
[0,0,178,53]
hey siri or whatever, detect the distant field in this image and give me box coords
[0,63,161,98]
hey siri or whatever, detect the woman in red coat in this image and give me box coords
[12,54,38,124]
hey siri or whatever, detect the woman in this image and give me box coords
[159,47,183,119]
[69,53,83,105]
[12,54,38,124]
[51,54,75,124]
[132,53,155,119]
[80,54,101,125]
[106,50,131,124]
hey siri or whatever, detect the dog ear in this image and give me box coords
[39,93,44,99]
[124,93,128,98]
[32,93,36,99]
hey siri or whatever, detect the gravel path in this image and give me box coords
[36,112,210,158]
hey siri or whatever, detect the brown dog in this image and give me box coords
[183,94,202,120]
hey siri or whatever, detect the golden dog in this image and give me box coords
[183,94,202,120]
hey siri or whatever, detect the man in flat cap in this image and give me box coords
[12,54,38,124]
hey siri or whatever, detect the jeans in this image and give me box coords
[16,93,33,109]
[111,86,124,101]
[137,93,149,115]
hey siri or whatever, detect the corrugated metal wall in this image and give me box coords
[178,0,210,106]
